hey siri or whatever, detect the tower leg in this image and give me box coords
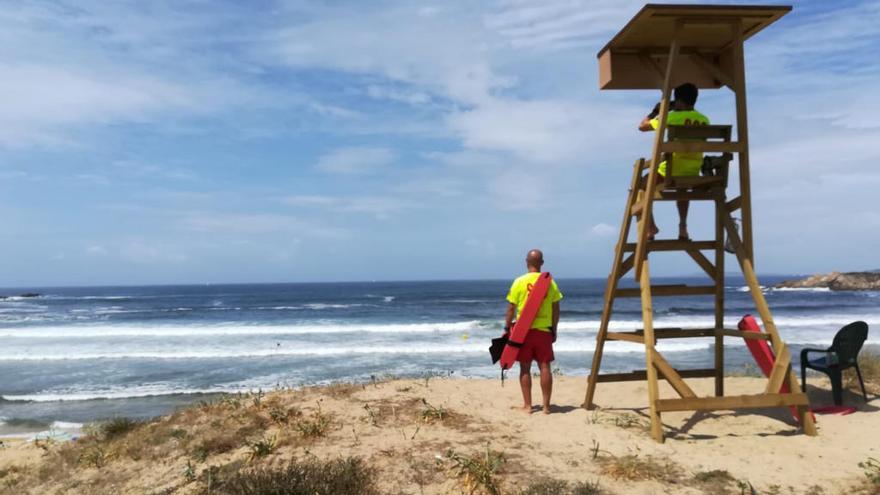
[714,191,725,396]
[639,259,664,442]
[585,160,645,409]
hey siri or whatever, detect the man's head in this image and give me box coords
[526,249,544,270]
[673,82,698,110]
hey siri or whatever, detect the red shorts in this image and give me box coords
[518,329,554,364]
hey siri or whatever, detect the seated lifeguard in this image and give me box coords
[638,82,709,241]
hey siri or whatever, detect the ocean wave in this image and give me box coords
[0,320,487,338]
[2,387,238,403]
[0,338,717,362]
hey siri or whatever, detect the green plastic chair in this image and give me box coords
[800,321,869,406]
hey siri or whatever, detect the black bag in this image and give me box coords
[489,335,508,364]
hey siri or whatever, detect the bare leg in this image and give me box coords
[538,362,553,414]
[676,200,690,239]
[518,361,533,413]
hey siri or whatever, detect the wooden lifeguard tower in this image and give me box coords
[582,4,817,442]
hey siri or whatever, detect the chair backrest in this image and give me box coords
[831,321,869,366]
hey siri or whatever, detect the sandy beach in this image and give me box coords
[1,374,877,494]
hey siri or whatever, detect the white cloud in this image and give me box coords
[314,147,396,175]
[591,223,617,238]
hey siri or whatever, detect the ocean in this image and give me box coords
[1,277,877,436]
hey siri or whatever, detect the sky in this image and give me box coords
[1,0,879,287]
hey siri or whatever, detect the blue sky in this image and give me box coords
[1,0,878,286]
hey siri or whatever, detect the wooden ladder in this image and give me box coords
[581,125,817,443]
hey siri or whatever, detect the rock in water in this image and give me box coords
[776,271,880,291]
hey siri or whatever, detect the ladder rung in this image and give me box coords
[656,392,809,412]
[622,239,716,252]
[660,141,742,154]
[657,191,717,201]
[591,368,715,383]
[614,285,716,297]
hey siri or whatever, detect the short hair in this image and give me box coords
[674,83,698,106]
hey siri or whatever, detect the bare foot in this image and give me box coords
[542,405,551,415]
[648,225,659,241]
[511,405,533,414]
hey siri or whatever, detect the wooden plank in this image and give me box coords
[606,332,645,344]
[661,176,725,189]
[657,191,716,201]
[667,124,732,141]
[687,249,716,279]
[721,329,770,340]
[623,239,716,252]
[639,259,663,442]
[765,344,791,394]
[725,195,742,212]
[659,141,741,153]
[615,285,716,298]
[689,53,734,88]
[609,327,717,342]
[656,392,809,412]
[592,368,716,383]
[583,159,645,410]
[651,350,697,398]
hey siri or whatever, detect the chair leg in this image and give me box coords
[801,361,807,393]
[829,369,843,406]
[854,363,869,402]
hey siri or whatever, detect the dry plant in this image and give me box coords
[520,477,605,495]
[847,350,880,394]
[198,456,379,495]
[445,444,506,495]
[598,453,682,482]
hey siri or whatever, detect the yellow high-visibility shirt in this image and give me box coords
[650,109,710,177]
[505,273,563,332]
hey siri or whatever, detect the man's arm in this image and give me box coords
[504,303,517,333]
[639,101,661,132]
[551,302,560,343]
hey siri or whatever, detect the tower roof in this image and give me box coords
[597,4,791,89]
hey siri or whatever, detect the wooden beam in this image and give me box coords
[583,159,645,410]
[731,20,754,264]
[659,142,742,153]
[658,191,717,201]
[652,350,697,398]
[622,239,716,252]
[617,254,635,280]
[765,344,791,394]
[615,285,716,298]
[639,259,664,442]
[634,23,681,280]
[714,192,725,396]
[687,249,716,279]
[638,53,665,87]
[726,196,742,212]
[689,53,734,88]
[721,329,770,340]
[591,368,716,383]
[606,332,645,344]
[656,392,809,412]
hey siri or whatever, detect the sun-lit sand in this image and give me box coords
[1,375,878,494]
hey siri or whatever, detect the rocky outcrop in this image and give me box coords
[776,272,880,291]
[0,292,41,300]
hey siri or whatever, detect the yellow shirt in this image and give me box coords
[649,109,710,177]
[506,273,563,332]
